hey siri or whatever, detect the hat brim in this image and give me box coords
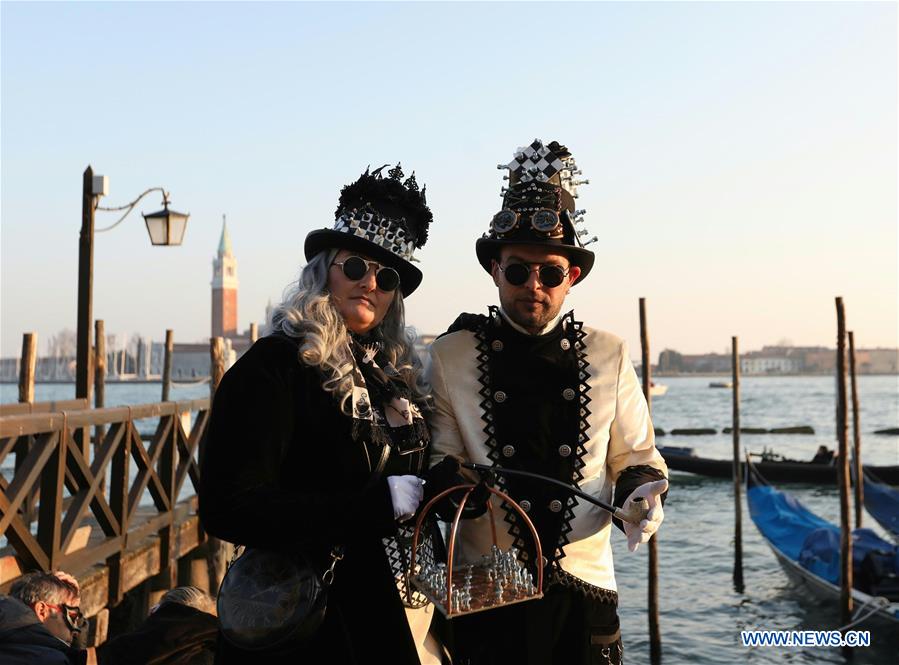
[475,238,594,285]
[305,229,423,297]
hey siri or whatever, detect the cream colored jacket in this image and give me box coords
[427,322,667,591]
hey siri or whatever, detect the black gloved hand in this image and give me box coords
[420,457,490,521]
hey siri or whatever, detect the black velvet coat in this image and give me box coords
[95,602,217,665]
[199,335,420,664]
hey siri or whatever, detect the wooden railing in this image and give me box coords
[0,398,210,624]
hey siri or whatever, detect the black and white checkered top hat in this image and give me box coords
[305,164,433,296]
[476,139,596,284]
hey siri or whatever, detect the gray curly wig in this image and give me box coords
[268,250,429,413]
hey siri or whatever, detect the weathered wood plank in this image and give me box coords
[37,427,66,569]
[0,400,207,435]
[0,413,67,437]
[77,566,110,618]
[0,398,89,417]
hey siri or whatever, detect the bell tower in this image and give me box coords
[212,215,238,339]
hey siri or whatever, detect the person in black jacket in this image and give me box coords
[1,571,93,665]
[199,164,438,664]
[96,586,217,665]
[0,595,85,665]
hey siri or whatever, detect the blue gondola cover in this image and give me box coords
[748,484,899,592]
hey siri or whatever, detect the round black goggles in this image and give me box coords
[332,255,401,292]
[499,262,569,288]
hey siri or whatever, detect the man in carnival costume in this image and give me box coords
[426,140,669,665]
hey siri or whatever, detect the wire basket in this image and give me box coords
[409,483,544,617]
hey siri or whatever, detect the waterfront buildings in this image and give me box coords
[656,345,899,375]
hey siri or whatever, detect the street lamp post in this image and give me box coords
[74,165,189,407]
[75,166,98,403]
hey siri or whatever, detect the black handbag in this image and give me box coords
[216,545,343,651]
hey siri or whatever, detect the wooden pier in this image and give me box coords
[0,396,210,645]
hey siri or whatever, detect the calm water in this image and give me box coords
[614,375,898,665]
[3,376,898,663]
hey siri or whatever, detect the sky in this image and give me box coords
[2,1,896,361]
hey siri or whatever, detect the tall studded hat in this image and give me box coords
[476,139,596,284]
[305,164,433,296]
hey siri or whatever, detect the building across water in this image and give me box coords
[656,345,898,375]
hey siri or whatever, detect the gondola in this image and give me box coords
[746,458,899,627]
[657,445,899,485]
[864,469,899,543]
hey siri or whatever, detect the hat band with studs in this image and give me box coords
[334,207,417,261]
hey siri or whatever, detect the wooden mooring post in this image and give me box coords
[94,320,107,493]
[848,331,863,529]
[250,322,259,344]
[95,321,106,413]
[731,336,744,592]
[93,319,106,491]
[205,336,232,592]
[161,329,192,443]
[835,298,853,654]
[18,332,36,403]
[15,333,38,523]
[639,298,662,665]
[161,329,175,402]
[149,351,179,608]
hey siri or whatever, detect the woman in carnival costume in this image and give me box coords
[200,164,441,664]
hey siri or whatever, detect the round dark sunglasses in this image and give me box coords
[499,262,569,288]
[332,256,401,292]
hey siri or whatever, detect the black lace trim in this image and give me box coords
[552,310,591,566]
[471,307,524,562]
[473,307,591,570]
[551,567,619,605]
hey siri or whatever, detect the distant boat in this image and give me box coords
[709,381,732,388]
[657,445,899,485]
[746,459,899,626]
[649,382,668,397]
[170,377,211,387]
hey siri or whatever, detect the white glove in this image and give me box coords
[622,478,668,553]
[387,475,425,522]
